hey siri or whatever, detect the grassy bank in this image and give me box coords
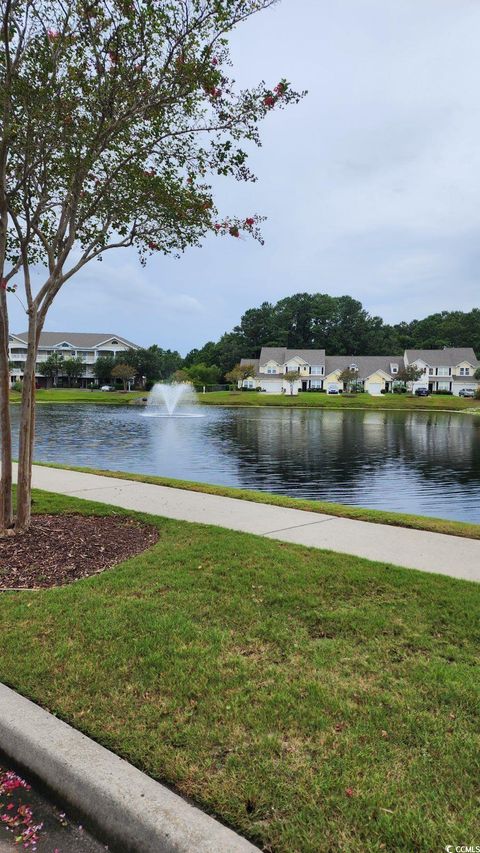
[9,388,145,405]
[38,462,480,541]
[201,390,480,412]
[9,387,480,412]
[1,489,479,852]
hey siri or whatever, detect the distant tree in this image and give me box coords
[338,367,359,392]
[187,363,221,388]
[42,353,64,387]
[93,356,115,385]
[474,367,480,382]
[63,357,85,387]
[284,370,299,396]
[225,363,256,387]
[171,369,191,384]
[111,363,135,391]
[396,365,425,386]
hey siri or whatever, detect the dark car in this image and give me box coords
[415,387,430,396]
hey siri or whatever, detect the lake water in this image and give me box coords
[10,403,480,523]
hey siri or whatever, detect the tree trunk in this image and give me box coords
[0,290,13,531]
[15,312,38,532]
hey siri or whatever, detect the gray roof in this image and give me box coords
[12,332,139,349]
[259,346,325,365]
[325,355,401,379]
[405,348,479,367]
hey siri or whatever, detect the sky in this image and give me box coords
[9,0,480,353]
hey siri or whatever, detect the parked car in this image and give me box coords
[459,388,476,398]
[327,385,339,394]
[415,387,430,396]
[100,384,115,391]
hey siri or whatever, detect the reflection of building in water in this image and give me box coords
[213,409,480,506]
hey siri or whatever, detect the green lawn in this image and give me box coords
[202,390,480,412]
[9,388,145,405]
[1,490,478,852]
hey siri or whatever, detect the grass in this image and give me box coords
[9,387,480,413]
[38,461,480,541]
[9,388,145,405]
[0,489,479,852]
[202,390,480,412]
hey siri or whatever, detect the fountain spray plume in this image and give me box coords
[145,382,199,417]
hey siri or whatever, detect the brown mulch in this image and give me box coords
[0,514,159,590]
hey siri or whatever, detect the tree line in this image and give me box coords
[183,293,480,379]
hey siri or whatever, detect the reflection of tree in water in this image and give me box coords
[211,409,480,499]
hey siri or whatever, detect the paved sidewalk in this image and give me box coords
[24,464,480,583]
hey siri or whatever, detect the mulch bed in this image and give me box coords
[0,514,159,590]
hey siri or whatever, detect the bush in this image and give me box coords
[12,381,23,392]
[380,388,387,394]
[434,390,453,395]
[475,388,480,400]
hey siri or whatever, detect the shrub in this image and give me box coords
[12,381,23,392]
[434,390,453,395]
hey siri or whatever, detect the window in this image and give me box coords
[243,380,254,388]
[310,380,322,389]
[391,364,398,374]
[428,367,434,375]
[460,367,470,376]
[349,363,358,371]
[437,366,450,376]
[266,367,277,374]
[311,365,323,375]
[437,382,450,391]
[111,339,119,344]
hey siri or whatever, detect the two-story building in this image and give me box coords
[404,348,480,395]
[9,331,139,387]
[240,346,480,396]
[240,348,326,394]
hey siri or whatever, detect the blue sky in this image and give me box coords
[9,0,480,353]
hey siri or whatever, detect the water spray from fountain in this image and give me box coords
[144,382,203,417]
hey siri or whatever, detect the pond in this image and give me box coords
[10,403,480,523]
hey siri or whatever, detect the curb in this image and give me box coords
[0,683,260,853]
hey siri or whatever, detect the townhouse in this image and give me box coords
[239,346,480,396]
[8,332,139,387]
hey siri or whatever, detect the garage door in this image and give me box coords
[263,379,283,393]
[367,383,382,395]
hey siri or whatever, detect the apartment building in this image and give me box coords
[9,332,139,387]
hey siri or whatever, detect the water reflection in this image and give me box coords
[10,404,480,523]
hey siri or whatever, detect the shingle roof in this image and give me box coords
[259,347,325,365]
[12,332,139,349]
[325,355,401,379]
[405,348,479,367]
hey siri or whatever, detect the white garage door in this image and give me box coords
[263,379,283,394]
[367,383,382,395]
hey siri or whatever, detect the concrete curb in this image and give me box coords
[0,683,260,853]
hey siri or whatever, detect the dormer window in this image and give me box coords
[349,363,358,371]
[266,367,277,374]
[391,364,398,374]
[111,339,119,345]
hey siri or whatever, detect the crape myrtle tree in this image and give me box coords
[0,0,303,533]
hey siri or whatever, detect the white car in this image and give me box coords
[100,385,115,391]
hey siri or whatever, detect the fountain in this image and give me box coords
[144,382,203,417]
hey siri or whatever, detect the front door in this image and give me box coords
[302,380,308,391]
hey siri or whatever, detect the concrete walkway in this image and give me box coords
[23,463,480,583]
